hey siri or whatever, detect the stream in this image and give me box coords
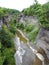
[13,16,49,65]
[14,29,49,65]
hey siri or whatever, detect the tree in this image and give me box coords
[34,0,38,4]
[38,2,49,28]
[9,21,16,34]
[16,22,24,30]
[25,24,34,33]
[0,25,14,48]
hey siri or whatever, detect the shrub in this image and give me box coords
[28,29,39,43]
[25,24,34,33]
[0,24,14,48]
[9,21,16,34]
[16,22,24,30]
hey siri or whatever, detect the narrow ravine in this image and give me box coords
[14,29,47,65]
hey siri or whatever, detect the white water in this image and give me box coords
[27,43,45,65]
[14,36,25,65]
[14,29,45,65]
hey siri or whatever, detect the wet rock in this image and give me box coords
[0,20,3,28]
[36,28,49,65]
[14,36,35,65]
[14,28,49,65]
[21,41,35,65]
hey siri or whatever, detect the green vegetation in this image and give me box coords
[0,24,15,65]
[39,2,49,29]
[0,7,20,65]
[0,1,49,65]
[28,29,39,43]
[0,7,20,19]
[16,22,25,30]
[22,4,43,16]
[22,2,49,28]
[24,24,34,33]
[9,21,16,34]
[0,25,14,47]
[16,22,39,43]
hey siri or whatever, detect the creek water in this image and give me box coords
[14,29,49,65]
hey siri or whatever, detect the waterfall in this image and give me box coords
[27,42,45,65]
[14,29,45,65]
[14,36,25,65]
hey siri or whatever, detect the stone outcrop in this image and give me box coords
[14,28,49,65]
[35,28,49,65]
[14,35,35,65]
[17,15,38,26]
[0,20,3,28]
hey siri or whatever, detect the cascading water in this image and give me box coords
[14,36,25,65]
[26,42,45,65]
[14,29,49,65]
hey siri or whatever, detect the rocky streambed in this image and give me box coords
[14,28,49,65]
[0,15,49,65]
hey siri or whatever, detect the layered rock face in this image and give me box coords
[14,35,35,65]
[35,28,49,65]
[14,28,49,65]
[18,15,38,26]
[0,15,15,28]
